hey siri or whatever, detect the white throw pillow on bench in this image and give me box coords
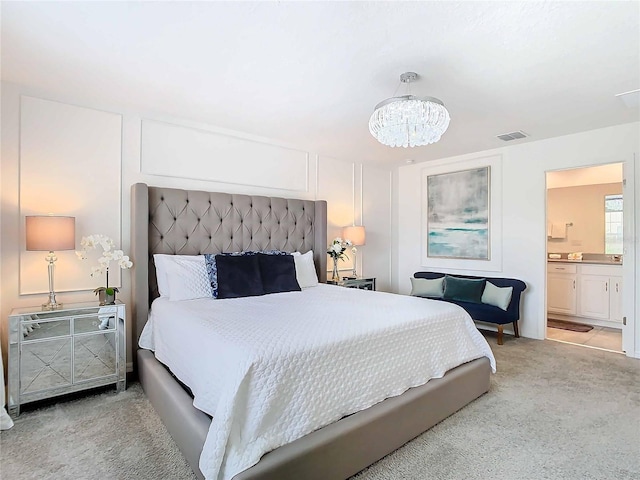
[481,282,513,311]
[410,277,444,298]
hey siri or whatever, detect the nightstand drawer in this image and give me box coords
[21,319,70,341]
[328,277,376,291]
[74,312,116,333]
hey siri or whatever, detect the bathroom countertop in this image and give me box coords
[548,259,623,266]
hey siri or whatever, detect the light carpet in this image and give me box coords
[1,335,639,480]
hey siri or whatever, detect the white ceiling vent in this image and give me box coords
[496,130,529,141]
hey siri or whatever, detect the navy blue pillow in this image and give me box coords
[205,250,287,298]
[443,275,486,304]
[258,253,301,294]
[215,254,264,299]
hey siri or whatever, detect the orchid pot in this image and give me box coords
[94,286,119,306]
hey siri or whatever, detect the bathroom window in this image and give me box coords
[605,194,623,254]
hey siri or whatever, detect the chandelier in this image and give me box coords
[369,72,450,148]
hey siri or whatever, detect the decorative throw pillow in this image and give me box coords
[292,251,319,288]
[481,282,514,311]
[410,277,444,298]
[443,275,486,303]
[215,254,264,299]
[153,254,207,298]
[204,253,221,298]
[258,253,301,294]
[205,250,288,298]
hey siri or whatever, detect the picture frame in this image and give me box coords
[426,166,490,260]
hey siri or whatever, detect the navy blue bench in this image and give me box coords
[414,272,527,345]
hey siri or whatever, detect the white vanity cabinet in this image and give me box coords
[578,275,610,320]
[609,277,623,323]
[547,264,577,315]
[547,263,622,326]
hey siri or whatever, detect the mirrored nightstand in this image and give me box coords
[327,277,376,291]
[8,301,126,416]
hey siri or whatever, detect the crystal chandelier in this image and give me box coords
[369,72,450,148]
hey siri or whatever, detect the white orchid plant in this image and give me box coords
[327,237,352,261]
[76,234,133,298]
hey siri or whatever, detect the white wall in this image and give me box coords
[394,122,640,357]
[0,81,392,369]
[547,182,623,254]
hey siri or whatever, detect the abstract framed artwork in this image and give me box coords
[426,166,490,260]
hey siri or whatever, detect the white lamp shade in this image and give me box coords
[343,225,366,246]
[26,216,76,251]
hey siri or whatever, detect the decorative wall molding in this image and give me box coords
[421,155,503,272]
[19,96,123,294]
[140,119,310,192]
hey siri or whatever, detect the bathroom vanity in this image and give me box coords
[547,255,623,328]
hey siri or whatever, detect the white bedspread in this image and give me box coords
[139,284,495,480]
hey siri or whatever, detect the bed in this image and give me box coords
[131,183,494,480]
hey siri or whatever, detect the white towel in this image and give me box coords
[550,222,566,239]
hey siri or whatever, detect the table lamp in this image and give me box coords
[26,215,76,310]
[342,225,366,277]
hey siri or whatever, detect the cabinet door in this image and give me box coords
[547,274,577,315]
[21,337,72,394]
[74,332,118,382]
[578,275,610,320]
[609,277,623,323]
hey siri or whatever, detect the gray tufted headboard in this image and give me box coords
[131,183,327,353]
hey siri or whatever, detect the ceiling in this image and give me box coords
[2,1,639,167]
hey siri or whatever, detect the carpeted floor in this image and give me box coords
[1,334,639,480]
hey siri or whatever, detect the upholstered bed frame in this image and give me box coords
[131,183,491,480]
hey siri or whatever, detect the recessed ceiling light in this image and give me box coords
[615,89,640,108]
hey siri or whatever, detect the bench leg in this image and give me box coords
[513,321,520,338]
[497,325,504,345]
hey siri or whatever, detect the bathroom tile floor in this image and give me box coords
[546,323,622,352]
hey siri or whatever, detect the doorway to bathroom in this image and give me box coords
[545,162,631,353]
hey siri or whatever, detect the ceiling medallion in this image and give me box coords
[369,72,450,148]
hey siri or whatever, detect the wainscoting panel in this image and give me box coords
[318,156,356,272]
[19,96,123,294]
[362,165,392,291]
[140,119,309,192]
[420,155,503,272]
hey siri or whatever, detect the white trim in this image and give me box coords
[544,159,637,358]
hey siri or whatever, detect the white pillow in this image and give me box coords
[153,254,210,299]
[292,251,319,288]
[481,281,513,311]
[410,277,444,298]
